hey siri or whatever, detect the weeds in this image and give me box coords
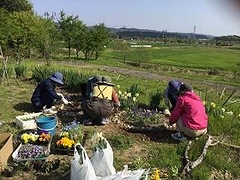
[14,64,27,79]
[149,90,164,110]
[107,134,134,151]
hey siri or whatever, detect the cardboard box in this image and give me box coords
[0,133,13,167]
[15,112,42,130]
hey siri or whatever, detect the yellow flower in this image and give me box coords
[150,169,161,180]
[56,137,75,149]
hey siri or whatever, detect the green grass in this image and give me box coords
[102,46,240,71]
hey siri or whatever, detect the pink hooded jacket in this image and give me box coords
[169,91,208,130]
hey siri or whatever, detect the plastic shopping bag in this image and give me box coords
[91,138,116,177]
[97,165,145,180]
[70,143,97,180]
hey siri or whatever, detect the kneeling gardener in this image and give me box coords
[81,75,120,125]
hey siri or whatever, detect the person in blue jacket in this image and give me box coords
[31,72,68,112]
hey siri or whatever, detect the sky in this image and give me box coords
[30,0,240,36]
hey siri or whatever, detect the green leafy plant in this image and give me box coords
[149,90,164,110]
[31,66,54,82]
[62,69,89,92]
[15,64,27,78]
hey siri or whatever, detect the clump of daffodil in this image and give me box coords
[91,132,107,150]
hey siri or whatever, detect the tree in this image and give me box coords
[80,27,94,60]
[0,0,33,12]
[58,11,80,59]
[71,19,86,58]
[0,9,12,52]
[36,18,60,64]
[9,11,44,59]
[91,23,110,60]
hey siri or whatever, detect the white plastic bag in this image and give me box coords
[70,143,97,180]
[91,138,116,177]
[97,165,145,180]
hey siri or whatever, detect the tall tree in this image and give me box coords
[0,0,33,12]
[80,27,95,60]
[9,11,42,59]
[58,11,79,59]
[91,23,110,60]
[0,9,12,51]
[71,19,86,58]
[36,17,60,64]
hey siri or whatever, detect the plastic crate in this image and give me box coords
[15,112,42,130]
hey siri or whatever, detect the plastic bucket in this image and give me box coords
[36,116,57,135]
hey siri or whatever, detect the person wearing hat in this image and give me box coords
[85,75,102,98]
[31,72,69,112]
[168,83,208,141]
[81,75,120,125]
[163,80,183,116]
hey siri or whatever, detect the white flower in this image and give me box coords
[226,111,233,115]
[135,93,139,97]
[220,115,224,119]
[132,97,136,102]
[210,102,216,108]
[221,108,225,113]
[118,90,122,95]
[117,85,120,89]
[127,93,131,97]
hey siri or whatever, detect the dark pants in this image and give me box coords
[81,97,113,123]
[32,98,54,112]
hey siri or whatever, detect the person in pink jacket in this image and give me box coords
[169,84,208,141]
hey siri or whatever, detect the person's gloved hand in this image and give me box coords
[57,93,63,97]
[114,102,121,108]
[163,109,171,117]
[62,97,69,104]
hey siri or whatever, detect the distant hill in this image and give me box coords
[108,27,214,39]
